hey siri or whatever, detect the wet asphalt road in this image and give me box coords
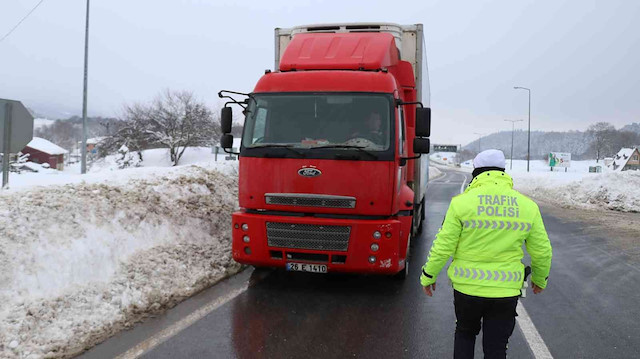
[83,168,640,358]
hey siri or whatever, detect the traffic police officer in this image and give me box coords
[420,149,552,358]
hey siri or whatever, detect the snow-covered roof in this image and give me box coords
[25,137,69,155]
[12,162,42,172]
[609,147,638,171]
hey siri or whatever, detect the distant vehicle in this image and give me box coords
[219,23,431,278]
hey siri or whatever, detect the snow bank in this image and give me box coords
[502,160,640,212]
[514,170,640,213]
[454,158,639,213]
[0,165,241,358]
[429,166,443,180]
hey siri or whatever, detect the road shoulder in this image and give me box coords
[536,201,640,261]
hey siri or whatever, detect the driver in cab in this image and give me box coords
[351,111,384,145]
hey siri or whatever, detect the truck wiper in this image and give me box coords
[250,144,305,157]
[310,145,378,159]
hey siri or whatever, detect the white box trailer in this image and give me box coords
[273,23,431,227]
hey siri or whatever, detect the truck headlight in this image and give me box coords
[371,243,379,252]
[373,231,381,239]
[368,255,376,264]
[243,235,250,243]
[242,223,249,231]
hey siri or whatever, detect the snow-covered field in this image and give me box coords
[1,148,241,358]
[456,156,640,213]
[6,147,237,191]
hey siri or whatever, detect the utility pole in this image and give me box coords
[81,0,90,174]
[2,103,12,188]
[504,119,523,170]
[514,86,531,172]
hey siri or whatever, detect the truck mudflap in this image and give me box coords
[231,211,412,275]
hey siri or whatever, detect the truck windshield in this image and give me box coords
[242,93,392,151]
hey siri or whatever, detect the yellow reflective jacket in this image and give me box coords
[420,171,552,298]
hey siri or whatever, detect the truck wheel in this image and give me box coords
[417,200,426,234]
[249,266,272,283]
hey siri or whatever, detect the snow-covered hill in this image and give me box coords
[463,130,591,160]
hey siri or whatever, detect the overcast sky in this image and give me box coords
[1,0,639,145]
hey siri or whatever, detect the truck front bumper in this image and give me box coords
[231,211,409,275]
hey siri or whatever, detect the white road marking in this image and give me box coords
[459,174,468,194]
[516,301,554,358]
[116,283,249,359]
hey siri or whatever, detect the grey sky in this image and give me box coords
[1,0,639,145]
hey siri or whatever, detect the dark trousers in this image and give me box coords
[453,290,519,359]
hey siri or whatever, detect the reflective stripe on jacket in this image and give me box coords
[420,171,552,298]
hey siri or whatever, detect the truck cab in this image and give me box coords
[220,23,431,278]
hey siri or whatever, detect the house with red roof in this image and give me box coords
[21,137,69,170]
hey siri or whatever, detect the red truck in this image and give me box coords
[219,23,431,278]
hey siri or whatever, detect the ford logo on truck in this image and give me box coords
[298,167,321,177]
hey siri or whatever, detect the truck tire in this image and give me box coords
[249,266,272,283]
[417,199,426,234]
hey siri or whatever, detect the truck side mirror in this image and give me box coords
[416,107,431,137]
[220,134,234,149]
[413,137,430,154]
[221,107,233,134]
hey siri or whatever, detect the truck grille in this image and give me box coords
[266,222,351,252]
[265,193,356,209]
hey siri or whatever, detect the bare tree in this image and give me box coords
[458,149,476,162]
[99,104,149,159]
[147,90,218,165]
[107,90,219,166]
[612,130,640,150]
[231,124,244,137]
[587,122,616,162]
[34,120,78,151]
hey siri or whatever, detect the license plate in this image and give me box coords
[286,262,328,273]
